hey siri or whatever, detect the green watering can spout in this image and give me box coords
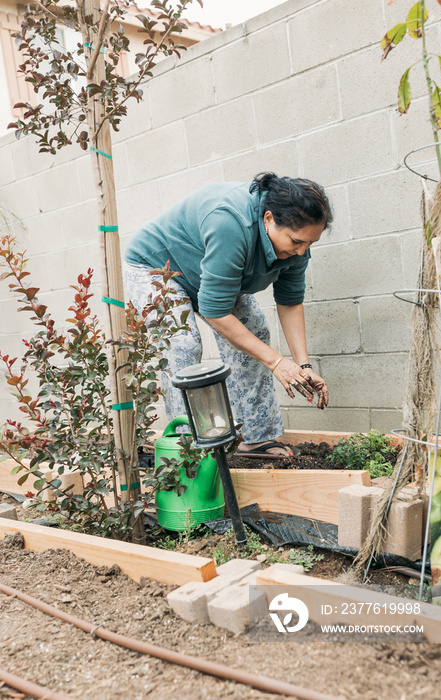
[154,416,225,532]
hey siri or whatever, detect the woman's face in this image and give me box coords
[263,211,324,259]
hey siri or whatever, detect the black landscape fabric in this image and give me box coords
[203,503,431,575]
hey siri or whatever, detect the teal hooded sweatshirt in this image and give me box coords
[124,182,310,318]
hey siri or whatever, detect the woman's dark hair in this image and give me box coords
[250,172,333,231]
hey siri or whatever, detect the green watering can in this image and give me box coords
[154,415,225,532]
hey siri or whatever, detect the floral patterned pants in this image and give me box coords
[123,262,284,443]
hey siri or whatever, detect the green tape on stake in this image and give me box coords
[83,42,106,53]
[120,482,141,491]
[90,147,112,159]
[112,401,134,411]
[98,225,118,232]
[102,296,125,308]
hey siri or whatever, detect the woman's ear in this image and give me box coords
[263,210,274,228]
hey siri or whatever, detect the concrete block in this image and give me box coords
[35,163,82,212]
[216,558,261,577]
[0,298,26,336]
[112,143,130,192]
[207,582,268,634]
[61,201,98,246]
[185,98,256,167]
[1,180,40,220]
[337,33,435,120]
[223,140,299,182]
[254,286,275,309]
[126,122,188,185]
[30,243,100,294]
[401,483,430,543]
[279,300,361,356]
[212,22,291,102]
[24,211,65,256]
[0,503,18,520]
[360,295,412,353]
[168,559,261,623]
[111,93,152,143]
[244,0,317,34]
[401,229,424,290]
[75,155,95,203]
[393,98,438,169]
[9,134,55,180]
[373,491,423,561]
[285,407,371,433]
[58,470,84,496]
[0,145,14,187]
[338,484,381,548]
[338,483,424,560]
[370,410,405,434]
[298,112,394,187]
[310,236,404,300]
[320,354,408,409]
[348,170,422,238]
[149,58,215,128]
[262,563,305,577]
[178,23,245,66]
[254,65,340,144]
[287,0,384,72]
[158,162,224,211]
[315,185,351,246]
[116,180,162,236]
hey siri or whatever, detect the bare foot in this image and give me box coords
[237,440,294,457]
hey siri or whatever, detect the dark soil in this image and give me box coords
[229,441,340,470]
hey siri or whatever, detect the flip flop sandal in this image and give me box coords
[235,440,300,459]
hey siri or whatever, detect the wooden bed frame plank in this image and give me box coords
[230,468,371,525]
[0,519,217,586]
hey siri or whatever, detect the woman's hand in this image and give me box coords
[273,359,329,409]
[299,367,329,409]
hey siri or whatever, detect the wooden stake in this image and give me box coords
[78,0,144,542]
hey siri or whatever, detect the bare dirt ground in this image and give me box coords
[0,439,437,700]
[0,519,440,700]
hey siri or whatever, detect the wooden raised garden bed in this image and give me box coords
[229,430,373,525]
[0,430,402,527]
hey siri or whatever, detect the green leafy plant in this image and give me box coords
[288,545,325,572]
[0,234,189,539]
[381,0,441,176]
[329,429,398,478]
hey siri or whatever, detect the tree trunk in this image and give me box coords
[79,0,145,543]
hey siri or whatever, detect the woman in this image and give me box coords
[124,172,332,458]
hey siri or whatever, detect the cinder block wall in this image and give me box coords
[1,0,440,433]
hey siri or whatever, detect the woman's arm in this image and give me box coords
[205,314,316,400]
[276,302,309,365]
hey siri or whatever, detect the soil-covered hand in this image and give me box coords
[300,367,329,410]
[273,358,316,401]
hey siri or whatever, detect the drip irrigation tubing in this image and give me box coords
[0,666,71,700]
[0,582,346,700]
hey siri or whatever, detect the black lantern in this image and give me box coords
[172,360,247,544]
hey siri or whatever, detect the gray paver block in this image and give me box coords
[263,563,305,577]
[216,558,261,577]
[207,582,268,635]
[167,559,262,623]
[0,503,18,520]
